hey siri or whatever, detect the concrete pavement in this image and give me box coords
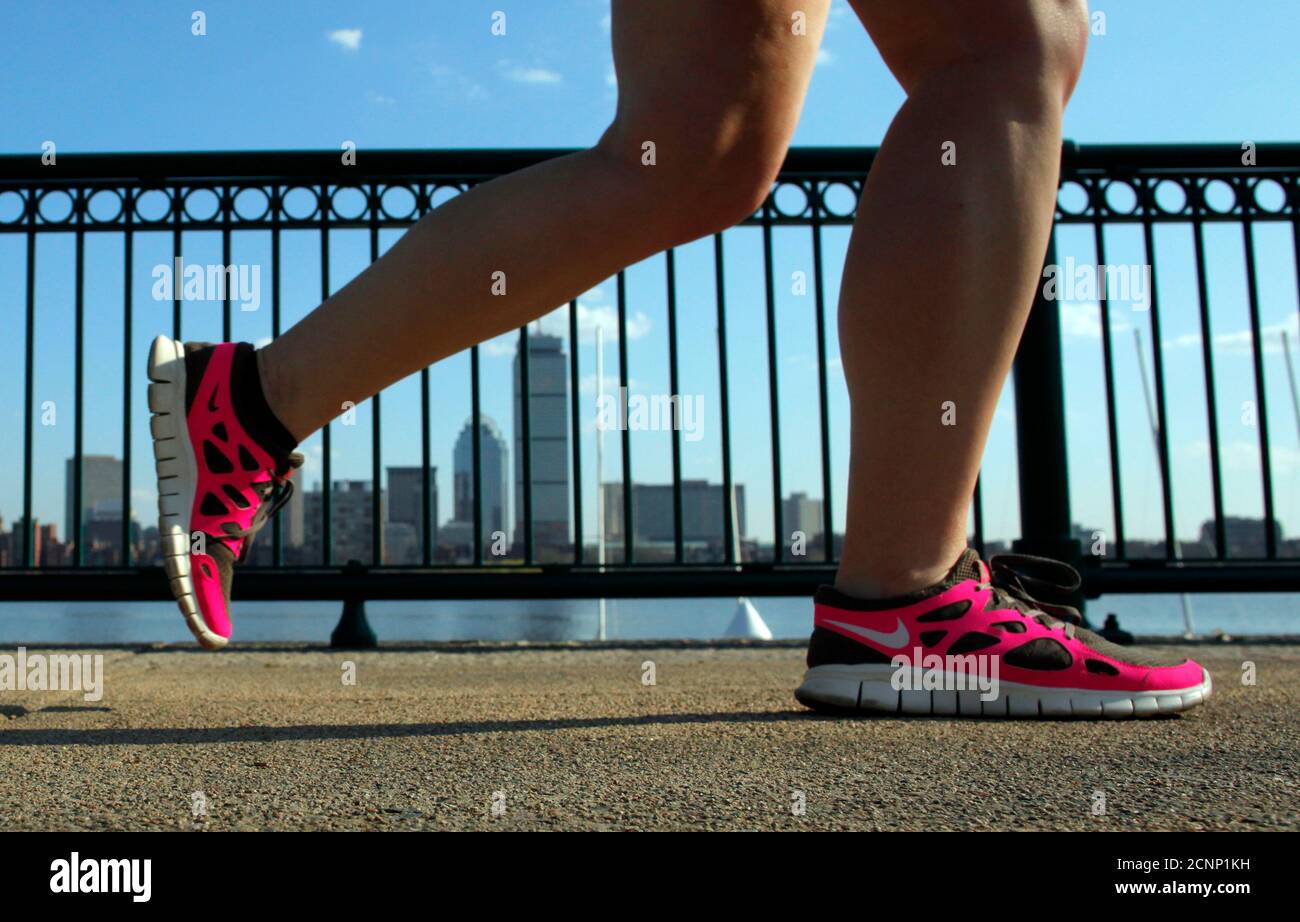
[0,642,1295,830]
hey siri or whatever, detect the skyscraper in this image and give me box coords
[65,455,123,551]
[513,332,570,560]
[783,492,825,550]
[386,465,437,563]
[451,416,509,544]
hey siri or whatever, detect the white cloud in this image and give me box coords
[1185,438,1300,476]
[816,48,836,68]
[481,331,519,358]
[1164,312,1299,356]
[477,300,651,359]
[328,29,362,52]
[1060,301,1101,338]
[1059,301,1133,339]
[1059,300,1300,365]
[502,64,562,85]
[573,302,651,343]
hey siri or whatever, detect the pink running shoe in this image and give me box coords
[795,549,1211,718]
[147,336,302,649]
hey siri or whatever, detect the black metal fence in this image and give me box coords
[0,143,1297,602]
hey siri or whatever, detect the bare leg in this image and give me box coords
[833,0,1089,598]
[259,0,828,442]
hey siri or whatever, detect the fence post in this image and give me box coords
[330,559,377,648]
[1012,234,1085,609]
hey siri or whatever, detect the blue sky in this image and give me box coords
[0,0,1297,552]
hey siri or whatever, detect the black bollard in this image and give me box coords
[330,559,378,649]
[1098,613,1134,646]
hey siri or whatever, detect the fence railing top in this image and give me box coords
[0,142,1296,183]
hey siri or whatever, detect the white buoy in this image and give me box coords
[721,487,772,639]
[725,596,772,640]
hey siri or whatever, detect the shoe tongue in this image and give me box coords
[946,548,984,585]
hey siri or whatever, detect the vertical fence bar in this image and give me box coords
[518,324,533,565]
[319,183,332,565]
[1012,231,1077,565]
[221,220,232,343]
[270,210,283,566]
[471,344,483,565]
[665,249,684,564]
[714,233,735,564]
[171,193,182,341]
[1294,210,1300,334]
[617,270,633,564]
[1141,211,1177,559]
[418,187,433,567]
[73,192,85,566]
[762,210,784,562]
[121,191,134,567]
[1191,218,1227,557]
[22,211,35,567]
[568,298,583,564]
[1242,218,1277,558]
[1093,219,1127,558]
[219,202,232,553]
[369,209,382,566]
[219,201,233,558]
[972,475,986,559]
[810,189,835,562]
[421,363,432,565]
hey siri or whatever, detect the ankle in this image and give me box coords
[833,567,948,602]
[250,348,297,442]
[833,547,965,600]
[248,347,304,450]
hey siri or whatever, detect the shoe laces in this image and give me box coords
[981,553,1083,640]
[220,452,304,562]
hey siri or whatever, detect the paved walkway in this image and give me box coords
[1,643,1295,830]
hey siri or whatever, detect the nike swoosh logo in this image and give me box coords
[824,618,910,650]
[208,388,220,413]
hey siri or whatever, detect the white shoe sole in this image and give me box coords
[147,335,228,650]
[795,663,1212,718]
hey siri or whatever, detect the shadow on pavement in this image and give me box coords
[0,709,831,746]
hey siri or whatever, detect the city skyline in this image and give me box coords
[5,280,1297,569]
[0,444,1291,569]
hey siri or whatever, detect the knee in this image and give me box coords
[892,0,1090,112]
[594,112,786,245]
[1009,0,1090,106]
